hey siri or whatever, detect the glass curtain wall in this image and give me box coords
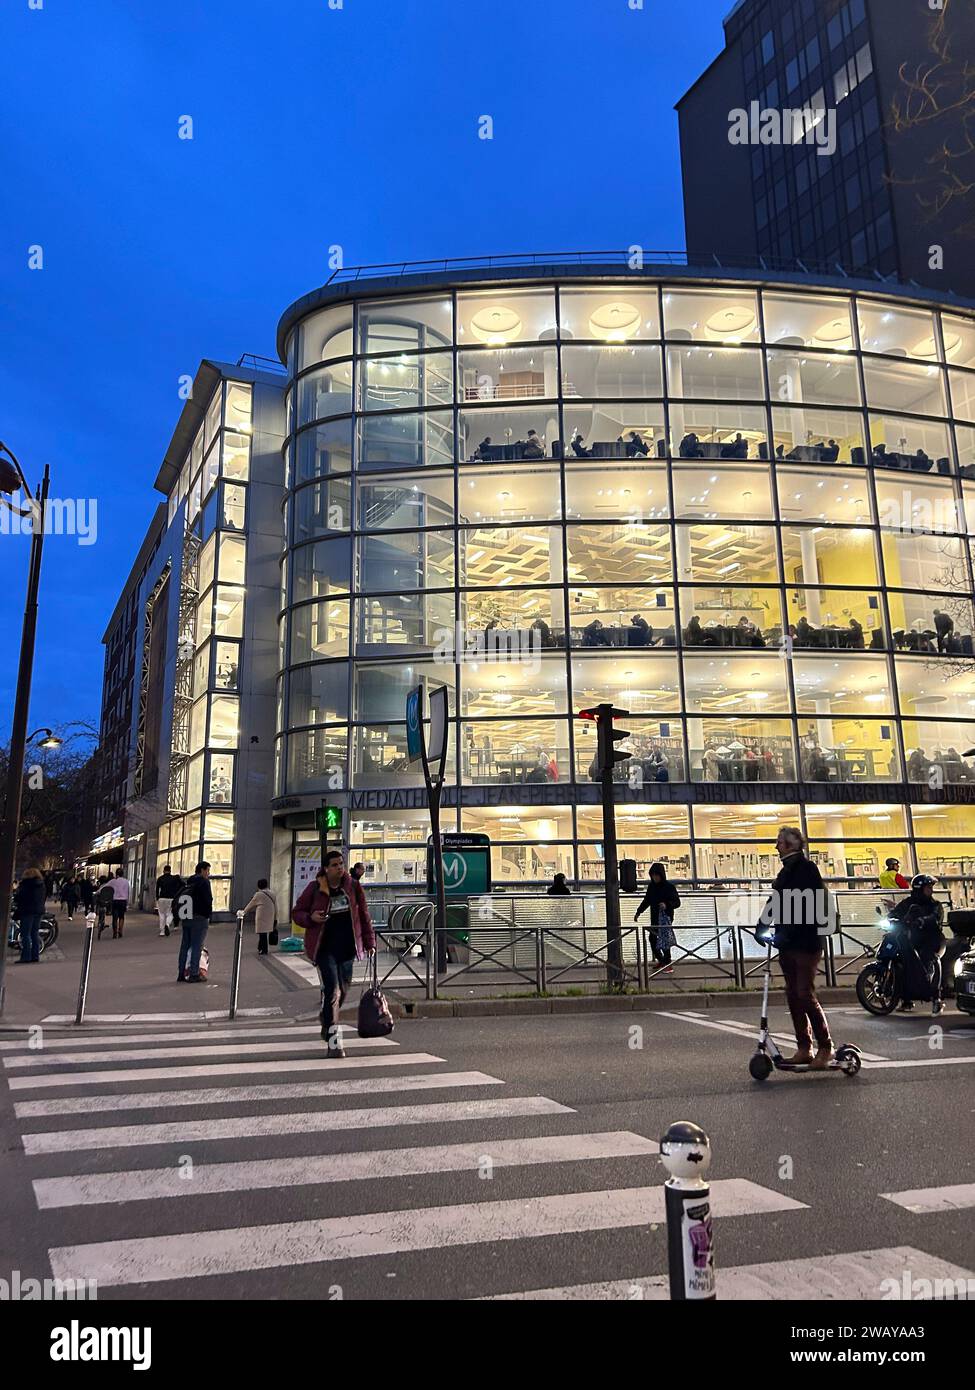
[159,380,252,912]
[279,281,975,890]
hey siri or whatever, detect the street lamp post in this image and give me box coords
[0,444,51,1015]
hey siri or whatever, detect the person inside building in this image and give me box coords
[847,617,865,649]
[522,429,545,459]
[933,608,954,652]
[531,616,553,648]
[625,431,649,458]
[350,862,366,882]
[547,873,571,896]
[823,438,840,462]
[679,432,702,458]
[582,617,608,647]
[879,857,911,892]
[474,436,493,460]
[629,613,651,645]
[570,432,591,458]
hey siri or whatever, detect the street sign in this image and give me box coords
[315,805,341,833]
[428,684,449,769]
[406,687,423,762]
[427,833,491,897]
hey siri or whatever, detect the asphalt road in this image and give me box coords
[0,1003,972,1301]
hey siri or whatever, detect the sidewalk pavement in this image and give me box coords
[0,911,318,1029]
[1,909,861,1030]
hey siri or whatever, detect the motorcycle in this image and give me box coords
[856,915,969,1015]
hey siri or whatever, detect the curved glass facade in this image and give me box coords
[277,274,975,893]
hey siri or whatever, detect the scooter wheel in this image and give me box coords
[836,1045,862,1076]
[749,1052,773,1081]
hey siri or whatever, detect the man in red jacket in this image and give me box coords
[292,850,376,1058]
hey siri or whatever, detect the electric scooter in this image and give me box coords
[748,937,862,1081]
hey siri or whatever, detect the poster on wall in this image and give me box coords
[293,845,322,914]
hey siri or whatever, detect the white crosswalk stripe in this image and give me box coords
[48,1180,805,1288]
[7,1054,437,1091]
[482,1247,975,1300]
[4,1035,398,1069]
[881,1182,975,1214]
[14,1070,503,1119]
[0,1024,328,1051]
[21,1096,573,1154]
[34,1132,658,1209]
[2,1020,944,1299]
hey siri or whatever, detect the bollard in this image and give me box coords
[228,911,244,1020]
[659,1120,716,1300]
[74,917,96,1026]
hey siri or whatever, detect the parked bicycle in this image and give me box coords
[6,914,59,956]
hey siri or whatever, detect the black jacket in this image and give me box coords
[14,877,46,918]
[763,852,830,951]
[177,874,213,921]
[156,872,183,899]
[889,892,945,955]
[635,867,681,927]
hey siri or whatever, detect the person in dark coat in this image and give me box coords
[79,876,95,912]
[933,609,954,653]
[59,875,80,920]
[761,826,833,1066]
[293,851,376,1057]
[95,876,114,939]
[547,873,571,896]
[634,862,681,971]
[13,867,46,963]
[887,874,947,1015]
[175,862,213,982]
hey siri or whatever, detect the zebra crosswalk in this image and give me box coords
[2,1020,970,1300]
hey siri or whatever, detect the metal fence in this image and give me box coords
[375,889,898,998]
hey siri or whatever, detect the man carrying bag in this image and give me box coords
[292,851,376,1058]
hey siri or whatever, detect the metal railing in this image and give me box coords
[371,889,898,997]
[324,249,876,287]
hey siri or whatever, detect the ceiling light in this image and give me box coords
[470,306,523,345]
[589,301,641,342]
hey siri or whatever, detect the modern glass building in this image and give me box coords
[272,262,975,902]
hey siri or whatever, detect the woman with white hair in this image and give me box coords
[765,826,834,1068]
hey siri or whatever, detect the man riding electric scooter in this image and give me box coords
[887,874,947,1016]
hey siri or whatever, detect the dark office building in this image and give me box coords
[677,0,975,299]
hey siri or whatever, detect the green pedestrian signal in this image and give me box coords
[315,805,342,832]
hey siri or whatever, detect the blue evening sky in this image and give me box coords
[0,0,731,734]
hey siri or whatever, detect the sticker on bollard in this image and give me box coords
[660,1120,715,1301]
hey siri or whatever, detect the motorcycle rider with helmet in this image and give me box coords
[886,874,947,1015]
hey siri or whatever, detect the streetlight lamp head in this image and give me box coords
[0,457,21,494]
[39,735,62,749]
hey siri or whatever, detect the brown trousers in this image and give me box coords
[779,948,831,1050]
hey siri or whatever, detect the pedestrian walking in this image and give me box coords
[105,868,130,938]
[154,864,182,938]
[634,862,681,973]
[292,850,376,1058]
[79,876,95,913]
[175,861,212,982]
[13,867,46,964]
[764,826,834,1068]
[95,876,114,939]
[238,878,277,955]
[547,872,571,896]
[350,862,366,883]
[59,875,80,920]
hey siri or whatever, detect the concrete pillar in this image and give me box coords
[799,530,823,623]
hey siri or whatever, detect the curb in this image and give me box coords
[398,985,857,1019]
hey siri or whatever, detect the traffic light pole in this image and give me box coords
[600,761,625,990]
[579,702,631,992]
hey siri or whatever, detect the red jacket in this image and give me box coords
[292,873,375,964]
